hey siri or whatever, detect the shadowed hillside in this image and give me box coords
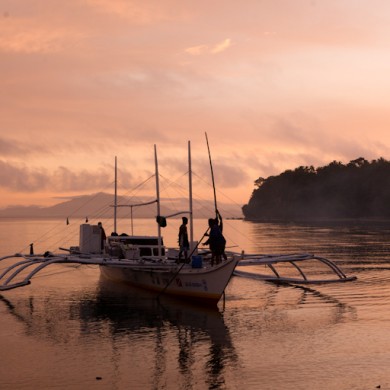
[0,192,242,219]
[242,157,390,221]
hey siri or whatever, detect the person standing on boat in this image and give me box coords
[205,211,226,265]
[178,217,190,263]
[98,222,106,253]
[217,210,228,261]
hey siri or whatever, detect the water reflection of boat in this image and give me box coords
[85,280,237,388]
[0,278,237,389]
[81,278,236,337]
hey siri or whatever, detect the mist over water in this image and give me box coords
[1,218,390,389]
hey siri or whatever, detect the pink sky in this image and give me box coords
[1,0,390,209]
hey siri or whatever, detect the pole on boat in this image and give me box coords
[205,132,218,217]
[114,156,117,234]
[154,145,162,256]
[188,141,194,254]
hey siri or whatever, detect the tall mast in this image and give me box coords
[114,156,117,234]
[205,132,218,218]
[188,141,194,252]
[154,145,162,255]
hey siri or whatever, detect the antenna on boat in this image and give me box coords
[114,156,117,234]
[188,141,194,253]
[205,132,218,218]
[154,145,162,256]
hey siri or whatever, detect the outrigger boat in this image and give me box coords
[0,141,356,302]
[0,142,239,305]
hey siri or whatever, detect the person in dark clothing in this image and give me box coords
[205,211,226,265]
[98,222,106,253]
[178,216,190,262]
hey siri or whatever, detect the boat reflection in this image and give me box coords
[80,278,238,388]
[0,277,237,389]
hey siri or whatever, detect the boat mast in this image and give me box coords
[154,145,162,255]
[188,141,194,252]
[114,156,117,234]
[205,132,218,218]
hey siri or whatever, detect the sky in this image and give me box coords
[1,0,390,209]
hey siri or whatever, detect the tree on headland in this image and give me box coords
[242,157,390,220]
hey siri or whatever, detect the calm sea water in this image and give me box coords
[1,217,390,390]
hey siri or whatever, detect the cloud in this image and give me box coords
[195,158,250,189]
[0,137,37,156]
[0,160,48,192]
[0,5,89,54]
[0,25,80,54]
[185,38,232,56]
[211,38,232,54]
[185,44,209,56]
[84,0,177,24]
[0,1,390,209]
[0,160,134,193]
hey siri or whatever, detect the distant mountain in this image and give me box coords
[0,192,243,219]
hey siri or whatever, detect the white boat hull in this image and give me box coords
[99,257,238,304]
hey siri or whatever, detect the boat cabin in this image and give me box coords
[79,224,165,259]
[107,235,165,259]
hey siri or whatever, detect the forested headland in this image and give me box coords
[242,157,390,221]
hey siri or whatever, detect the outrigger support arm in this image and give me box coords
[0,255,111,291]
[234,253,356,284]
